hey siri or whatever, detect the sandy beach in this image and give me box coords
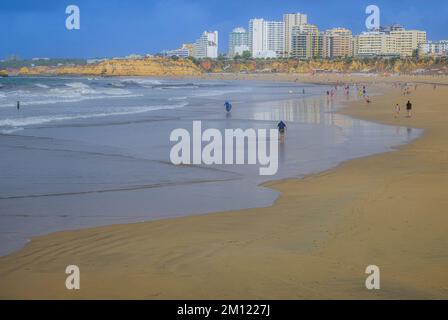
[0,75,447,299]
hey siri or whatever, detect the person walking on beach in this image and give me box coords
[277,121,287,144]
[395,103,400,118]
[406,100,413,117]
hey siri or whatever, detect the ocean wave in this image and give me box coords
[0,83,139,108]
[153,83,199,90]
[168,96,188,101]
[0,94,143,108]
[35,83,50,89]
[0,127,24,135]
[119,78,162,87]
[65,82,90,89]
[0,102,188,128]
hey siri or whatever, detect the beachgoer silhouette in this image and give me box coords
[277,121,287,144]
[277,121,286,134]
[406,100,412,117]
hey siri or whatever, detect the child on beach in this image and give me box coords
[395,103,400,118]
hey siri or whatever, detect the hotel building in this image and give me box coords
[290,24,322,59]
[391,30,427,57]
[283,13,308,57]
[193,31,219,59]
[353,29,426,58]
[353,32,397,57]
[323,28,353,58]
[248,19,284,58]
[163,44,194,58]
[228,27,249,57]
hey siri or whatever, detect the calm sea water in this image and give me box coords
[0,76,421,255]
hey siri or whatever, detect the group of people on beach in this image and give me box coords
[395,100,413,118]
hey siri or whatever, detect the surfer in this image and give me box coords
[17,101,20,111]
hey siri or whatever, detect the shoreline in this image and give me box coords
[0,80,415,257]
[1,76,447,299]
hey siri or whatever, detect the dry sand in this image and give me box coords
[1,75,448,299]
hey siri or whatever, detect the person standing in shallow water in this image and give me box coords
[406,100,413,117]
[16,101,20,111]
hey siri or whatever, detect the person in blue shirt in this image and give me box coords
[224,101,232,112]
[277,121,287,144]
[277,121,287,134]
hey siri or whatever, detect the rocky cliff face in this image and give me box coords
[17,57,202,76]
[201,58,448,74]
[11,57,448,77]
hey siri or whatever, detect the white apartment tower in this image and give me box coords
[283,13,308,57]
[249,19,265,56]
[265,21,284,56]
[193,31,219,59]
[228,27,249,57]
[249,19,284,58]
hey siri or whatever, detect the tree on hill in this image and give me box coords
[242,51,252,60]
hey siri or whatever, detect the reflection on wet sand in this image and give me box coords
[253,90,359,129]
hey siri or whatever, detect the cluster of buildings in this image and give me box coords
[162,32,218,59]
[162,12,448,60]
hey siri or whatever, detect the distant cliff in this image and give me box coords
[17,57,202,76]
[9,56,448,77]
[199,57,448,75]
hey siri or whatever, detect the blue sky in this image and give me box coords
[1,0,447,59]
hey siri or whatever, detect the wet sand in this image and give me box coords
[1,75,448,299]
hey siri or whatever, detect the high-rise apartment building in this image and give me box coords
[353,29,426,58]
[390,30,426,57]
[249,19,265,56]
[248,19,284,58]
[283,13,308,57]
[265,21,284,56]
[193,31,219,58]
[290,24,322,59]
[323,28,353,58]
[353,32,397,57]
[228,27,249,57]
